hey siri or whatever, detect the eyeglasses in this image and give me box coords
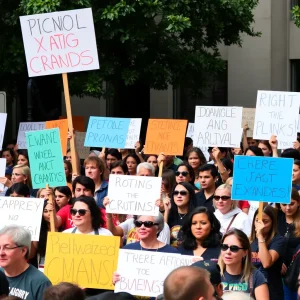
[70,209,90,216]
[175,171,189,177]
[213,195,231,201]
[0,245,23,252]
[134,221,159,228]
[173,190,188,196]
[220,244,246,253]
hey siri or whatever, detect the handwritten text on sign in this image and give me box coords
[0,197,44,241]
[44,233,120,289]
[106,175,161,216]
[115,250,194,297]
[20,8,99,77]
[17,122,46,149]
[253,91,300,149]
[193,106,243,148]
[26,128,67,188]
[232,156,293,204]
[242,108,255,138]
[144,119,188,156]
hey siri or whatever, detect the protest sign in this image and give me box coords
[75,131,90,159]
[0,113,7,149]
[106,175,161,216]
[17,122,45,149]
[186,123,194,139]
[144,119,188,156]
[232,155,293,204]
[193,106,243,148]
[0,158,6,190]
[26,128,67,188]
[242,108,255,137]
[115,250,195,297]
[253,90,300,149]
[44,232,119,289]
[60,116,85,132]
[84,117,141,148]
[20,8,99,77]
[45,119,68,155]
[0,196,44,241]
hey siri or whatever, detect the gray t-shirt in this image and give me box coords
[2,265,51,300]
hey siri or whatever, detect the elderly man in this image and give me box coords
[136,162,155,176]
[0,225,51,300]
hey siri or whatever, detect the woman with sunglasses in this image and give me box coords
[213,184,251,236]
[250,205,285,300]
[164,182,196,248]
[219,228,269,299]
[63,196,112,235]
[179,207,221,260]
[175,163,197,190]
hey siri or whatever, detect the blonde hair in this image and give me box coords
[214,183,237,210]
[13,165,32,189]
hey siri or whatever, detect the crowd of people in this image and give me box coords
[0,127,299,300]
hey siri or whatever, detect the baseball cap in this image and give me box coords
[191,260,221,285]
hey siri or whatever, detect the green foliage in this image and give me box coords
[0,0,259,98]
[292,5,300,28]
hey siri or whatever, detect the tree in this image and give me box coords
[0,0,259,100]
[293,4,300,28]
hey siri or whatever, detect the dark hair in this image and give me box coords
[199,164,218,178]
[105,149,122,161]
[177,163,195,185]
[221,158,233,176]
[17,149,29,166]
[294,160,300,169]
[73,196,105,229]
[281,148,300,160]
[110,160,128,174]
[245,146,264,157]
[162,169,176,195]
[291,187,300,201]
[43,282,85,300]
[72,176,95,194]
[1,148,15,160]
[10,183,30,197]
[184,137,193,148]
[181,207,221,249]
[54,186,72,204]
[258,140,272,154]
[63,160,72,183]
[186,147,207,166]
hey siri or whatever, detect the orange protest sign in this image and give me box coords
[144,119,188,156]
[60,116,85,132]
[45,119,68,155]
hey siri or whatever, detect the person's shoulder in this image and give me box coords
[57,204,71,214]
[62,228,74,233]
[98,228,113,236]
[122,242,141,250]
[270,234,286,248]
[252,269,267,286]
[27,265,51,284]
[160,244,179,253]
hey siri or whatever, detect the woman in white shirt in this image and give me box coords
[214,184,251,236]
[63,196,112,236]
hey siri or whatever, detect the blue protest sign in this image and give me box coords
[84,117,131,148]
[232,156,293,204]
[26,128,67,189]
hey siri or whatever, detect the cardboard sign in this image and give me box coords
[115,250,194,297]
[17,122,46,149]
[44,232,120,289]
[253,91,300,149]
[84,117,141,149]
[106,175,161,216]
[186,123,194,139]
[20,8,99,77]
[242,108,255,137]
[0,158,6,190]
[232,156,293,204]
[193,106,243,148]
[60,115,85,132]
[26,128,67,188]
[45,119,68,155]
[144,119,188,155]
[75,132,90,159]
[0,197,44,241]
[0,113,7,150]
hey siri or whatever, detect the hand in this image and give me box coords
[243,123,249,132]
[232,148,242,155]
[99,151,105,160]
[255,219,265,238]
[14,144,19,152]
[281,263,287,275]
[112,272,120,285]
[134,141,141,153]
[269,135,278,150]
[0,177,11,187]
[293,140,300,151]
[103,196,110,208]
[157,153,165,165]
[72,173,79,182]
[46,202,55,211]
[43,188,53,200]
[163,198,171,211]
[212,147,221,160]
[67,129,75,141]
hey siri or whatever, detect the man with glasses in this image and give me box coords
[0,225,51,300]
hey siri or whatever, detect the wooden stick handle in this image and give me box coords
[46,184,55,233]
[257,202,264,220]
[62,73,79,175]
[158,161,163,177]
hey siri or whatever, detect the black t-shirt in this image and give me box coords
[251,234,285,300]
[178,245,220,261]
[222,269,266,299]
[195,189,215,212]
[167,214,185,248]
[0,271,8,297]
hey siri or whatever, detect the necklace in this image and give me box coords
[178,213,187,219]
[140,241,159,252]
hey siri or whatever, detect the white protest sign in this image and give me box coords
[75,131,90,159]
[124,118,142,149]
[115,250,195,297]
[20,8,99,77]
[186,123,194,139]
[253,91,300,149]
[106,174,161,216]
[193,106,243,148]
[298,115,300,132]
[0,197,44,241]
[242,108,255,137]
[17,122,46,149]
[0,158,6,190]
[0,113,7,150]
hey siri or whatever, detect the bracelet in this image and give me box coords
[258,239,265,243]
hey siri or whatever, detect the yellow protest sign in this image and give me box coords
[44,232,120,289]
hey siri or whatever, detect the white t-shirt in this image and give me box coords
[63,227,113,235]
[119,218,170,244]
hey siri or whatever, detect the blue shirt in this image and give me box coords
[95,181,108,209]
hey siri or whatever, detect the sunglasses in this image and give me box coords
[175,171,189,177]
[173,190,188,196]
[70,209,90,216]
[220,244,246,253]
[134,221,159,228]
[213,195,231,201]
